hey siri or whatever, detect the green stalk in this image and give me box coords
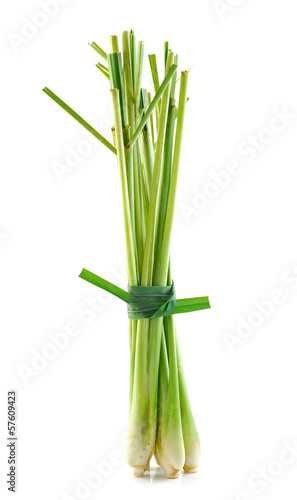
[122,31,138,281]
[133,144,144,276]
[164,41,169,68]
[89,41,108,61]
[134,41,145,117]
[147,92,155,144]
[176,339,201,473]
[111,87,138,412]
[140,89,154,185]
[155,70,189,284]
[130,30,136,91]
[107,53,127,126]
[109,40,139,410]
[110,89,137,286]
[110,35,119,53]
[171,55,178,99]
[96,63,110,80]
[148,54,161,128]
[153,99,177,284]
[155,316,184,477]
[42,87,116,155]
[132,40,145,277]
[141,72,173,285]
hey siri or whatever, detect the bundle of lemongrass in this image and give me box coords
[43,30,210,479]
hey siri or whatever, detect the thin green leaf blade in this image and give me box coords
[42,87,116,155]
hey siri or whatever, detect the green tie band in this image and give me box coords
[79,268,210,320]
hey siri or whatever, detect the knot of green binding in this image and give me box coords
[127,283,176,319]
[79,268,210,320]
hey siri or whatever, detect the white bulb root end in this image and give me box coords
[132,467,145,477]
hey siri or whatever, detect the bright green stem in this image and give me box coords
[156,70,189,284]
[134,41,145,116]
[141,52,174,287]
[89,41,108,61]
[107,52,127,126]
[147,92,155,144]
[164,41,169,69]
[133,144,144,277]
[96,63,110,80]
[153,100,177,284]
[176,339,201,472]
[130,30,136,91]
[171,55,178,98]
[129,319,137,409]
[110,35,119,53]
[148,54,161,128]
[140,89,154,187]
[110,89,137,286]
[155,316,184,478]
[122,31,138,280]
[42,87,116,155]
[122,31,135,134]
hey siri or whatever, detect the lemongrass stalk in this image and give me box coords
[141,53,174,286]
[153,99,177,283]
[164,41,169,68]
[176,339,201,473]
[171,54,178,98]
[122,30,136,179]
[42,87,116,155]
[132,40,145,276]
[122,31,139,283]
[96,63,110,80]
[129,319,138,408]
[134,41,145,116]
[147,92,155,144]
[133,143,144,276]
[155,315,185,478]
[111,87,138,411]
[122,30,135,129]
[148,54,161,128]
[127,316,151,475]
[89,41,107,60]
[139,130,152,200]
[130,30,136,90]
[96,61,109,72]
[110,35,119,53]
[110,89,137,286]
[154,70,189,284]
[141,89,154,182]
[140,155,149,223]
[118,34,139,414]
[107,53,127,126]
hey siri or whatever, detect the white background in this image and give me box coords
[1,1,297,499]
